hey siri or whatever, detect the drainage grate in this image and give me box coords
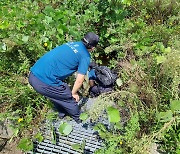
[27,98,110,154]
[28,120,103,154]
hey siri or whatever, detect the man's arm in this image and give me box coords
[72,73,85,102]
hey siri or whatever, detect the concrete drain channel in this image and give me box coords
[28,118,106,154]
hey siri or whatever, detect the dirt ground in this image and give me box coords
[0,138,23,154]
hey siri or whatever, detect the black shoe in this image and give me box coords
[58,112,66,119]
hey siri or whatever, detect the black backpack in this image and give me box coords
[90,63,118,86]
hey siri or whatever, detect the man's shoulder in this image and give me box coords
[66,41,84,47]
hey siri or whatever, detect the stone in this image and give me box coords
[0,120,13,139]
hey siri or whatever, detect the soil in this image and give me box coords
[0,138,23,154]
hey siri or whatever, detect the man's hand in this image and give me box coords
[72,93,80,102]
[72,73,85,102]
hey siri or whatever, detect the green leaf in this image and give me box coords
[9,127,19,142]
[164,47,171,53]
[93,124,107,139]
[42,36,49,42]
[156,56,166,64]
[59,123,67,134]
[79,112,88,121]
[94,52,99,58]
[98,131,106,138]
[43,6,54,15]
[158,110,173,122]
[51,127,56,144]
[45,16,53,24]
[121,0,131,5]
[59,122,73,136]
[22,35,29,43]
[170,100,180,112]
[57,28,63,35]
[46,112,58,121]
[71,143,81,151]
[107,107,120,123]
[0,21,10,29]
[93,123,107,132]
[13,127,19,137]
[1,43,7,51]
[34,133,44,142]
[71,140,86,152]
[116,78,123,87]
[81,140,86,150]
[17,138,33,152]
[159,43,165,52]
[176,149,180,154]
[114,122,122,130]
[118,101,125,107]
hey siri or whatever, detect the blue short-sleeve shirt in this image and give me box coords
[30,41,90,86]
[88,69,97,80]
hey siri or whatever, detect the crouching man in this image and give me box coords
[28,32,99,123]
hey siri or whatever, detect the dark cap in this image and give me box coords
[82,32,99,49]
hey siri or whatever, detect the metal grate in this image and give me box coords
[28,120,103,154]
[27,98,110,154]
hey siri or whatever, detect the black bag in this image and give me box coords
[89,62,117,86]
[89,85,113,97]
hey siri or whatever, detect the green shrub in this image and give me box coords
[0,0,179,153]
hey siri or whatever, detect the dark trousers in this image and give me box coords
[28,72,80,121]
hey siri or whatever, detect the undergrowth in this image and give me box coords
[0,0,179,153]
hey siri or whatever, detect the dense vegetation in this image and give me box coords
[0,0,179,153]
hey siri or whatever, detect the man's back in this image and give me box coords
[31,41,90,86]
